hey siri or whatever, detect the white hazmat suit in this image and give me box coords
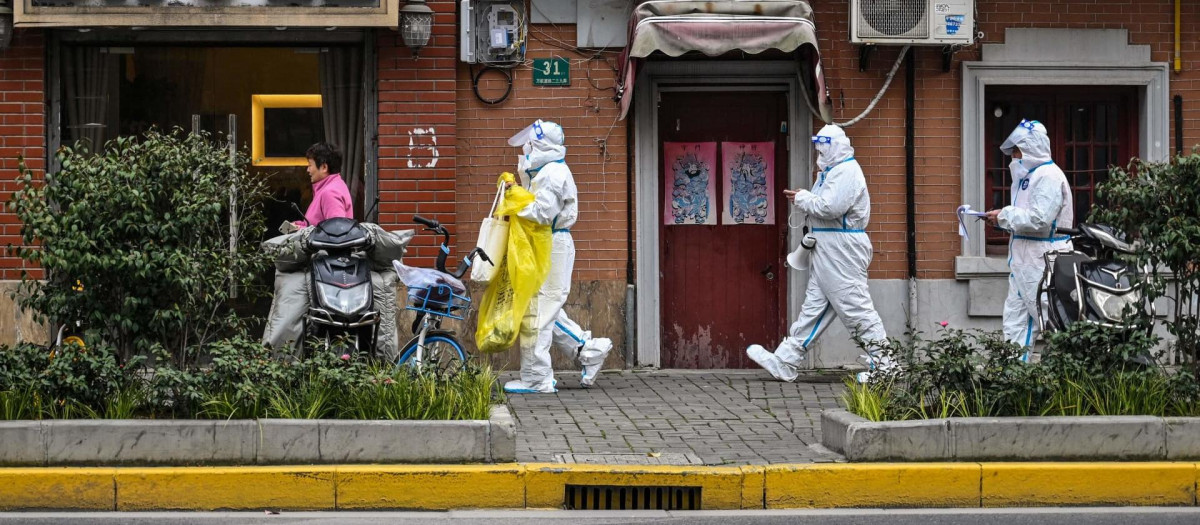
[747,124,888,382]
[502,120,613,394]
[996,120,1073,359]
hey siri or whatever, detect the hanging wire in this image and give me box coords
[797,45,911,128]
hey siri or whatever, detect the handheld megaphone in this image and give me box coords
[786,233,817,271]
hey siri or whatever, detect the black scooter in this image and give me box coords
[281,198,384,358]
[1038,223,1155,336]
[305,217,379,356]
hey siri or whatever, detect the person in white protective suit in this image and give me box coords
[746,124,890,383]
[501,119,614,394]
[984,119,1073,361]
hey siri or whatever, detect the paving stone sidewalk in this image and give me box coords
[503,369,849,466]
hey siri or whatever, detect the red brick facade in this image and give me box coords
[375,1,460,265]
[810,0,1200,280]
[0,29,45,281]
[454,23,628,282]
[0,0,1197,287]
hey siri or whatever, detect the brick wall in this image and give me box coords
[454,24,628,282]
[376,1,460,267]
[0,29,45,281]
[0,0,1195,285]
[448,1,1199,283]
[810,0,1200,280]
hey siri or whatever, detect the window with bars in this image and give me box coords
[983,86,1137,256]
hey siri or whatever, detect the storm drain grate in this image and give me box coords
[564,484,702,511]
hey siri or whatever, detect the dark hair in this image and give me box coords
[305,142,342,174]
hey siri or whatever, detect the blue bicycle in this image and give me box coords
[393,215,491,373]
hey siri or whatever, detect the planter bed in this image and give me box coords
[822,409,1200,461]
[0,406,515,466]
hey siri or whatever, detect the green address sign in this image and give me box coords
[532,58,570,86]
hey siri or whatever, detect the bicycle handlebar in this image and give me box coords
[412,215,492,278]
[413,215,439,229]
[443,248,492,279]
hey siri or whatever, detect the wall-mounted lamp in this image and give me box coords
[399,0,433,58]
[0,5,14,51]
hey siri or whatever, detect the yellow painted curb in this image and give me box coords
[523,463,745,510]
[982,462,1198,507]
[740,465,766,509]
[336,464,525,510]
[0,462,1196,511]
[114,466,336,511]
[0,468,116,511]
[765,463,981,508]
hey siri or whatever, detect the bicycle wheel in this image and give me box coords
[397,333,467,374]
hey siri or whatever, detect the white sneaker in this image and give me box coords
[579,337,613,388]
[503,379,558,394]
[747,344,799,382]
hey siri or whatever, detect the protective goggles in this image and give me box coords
[811,136,832,144]
[1018,119,1041,131]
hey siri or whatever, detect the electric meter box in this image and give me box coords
[460,0,527,64]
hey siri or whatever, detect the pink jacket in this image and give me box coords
[297,174,354,227]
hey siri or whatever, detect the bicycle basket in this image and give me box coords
[407,284,472,320]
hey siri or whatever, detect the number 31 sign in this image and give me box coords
[532,58,570,86]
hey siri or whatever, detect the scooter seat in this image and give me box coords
[310,218,371,251]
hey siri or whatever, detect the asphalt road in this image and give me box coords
[2,508,1199,525]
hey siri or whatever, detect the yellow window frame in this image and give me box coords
[251,94,323,167]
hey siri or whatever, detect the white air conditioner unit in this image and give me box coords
[850,0,974,45]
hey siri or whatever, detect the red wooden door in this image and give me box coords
[659,91,789,368]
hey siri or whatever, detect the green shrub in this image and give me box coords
[0,340,133,414]
[7,129,271,364]
[2,335,500,421]
[335,362,498,421]
[1091,152,1200,371]
[848,323,1199,420]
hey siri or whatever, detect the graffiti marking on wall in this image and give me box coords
[407,127,439,168]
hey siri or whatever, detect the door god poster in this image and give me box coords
[663,142,718,225]
[722,142,775,225]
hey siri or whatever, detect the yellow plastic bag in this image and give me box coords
[474,176,553,354]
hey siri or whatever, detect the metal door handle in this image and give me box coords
[762,264,775,281]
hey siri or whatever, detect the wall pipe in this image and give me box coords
[1175,0,1182,73]
[1175,95,1183,157]
[624,110,636,368]
[905,48,917,331]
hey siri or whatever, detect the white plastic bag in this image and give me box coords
[392,260,467,307]
[470,182,509,282]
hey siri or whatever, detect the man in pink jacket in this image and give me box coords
[294,142,354,227]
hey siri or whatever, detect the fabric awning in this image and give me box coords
[617,0,833,122]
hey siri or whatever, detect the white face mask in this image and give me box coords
[1009,158,1028,180]
[517,154,530,175]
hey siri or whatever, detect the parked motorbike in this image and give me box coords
[1037,223,1155,337]
[305,217,379,356]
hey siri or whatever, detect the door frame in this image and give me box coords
[957,28,1169,271]
[633,60,813,368]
